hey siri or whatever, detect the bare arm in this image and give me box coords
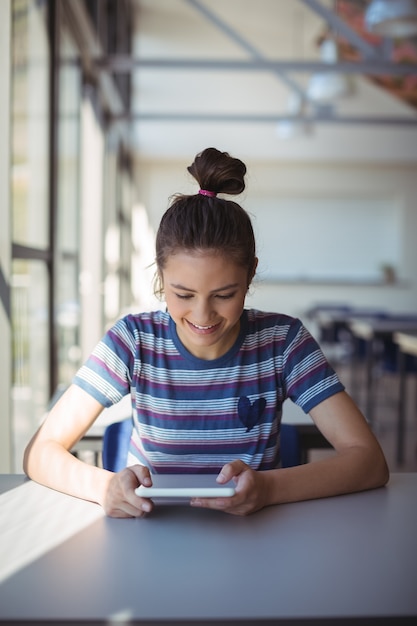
[23,384,153,517]
[195,391,389,514]
[264,391,389,504]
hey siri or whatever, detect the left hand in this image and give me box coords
[190,460,268,516]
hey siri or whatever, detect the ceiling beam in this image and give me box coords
[185,0,307,99]
[95,55,417,77]
[300,0,382,60]
[110,111,417,126]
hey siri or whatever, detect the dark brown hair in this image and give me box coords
[154,148,256,297]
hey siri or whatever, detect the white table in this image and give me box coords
[1,473,416,624]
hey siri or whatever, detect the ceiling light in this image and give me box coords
[307,39,352,103]
[275,119,310,139]
[275,93,313,139]
[307,73,350,102]
[364,0,417,38]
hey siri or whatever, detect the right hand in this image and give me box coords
[103,465,154,518]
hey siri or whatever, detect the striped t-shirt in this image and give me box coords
[73,308,344,473]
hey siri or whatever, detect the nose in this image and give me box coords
[193,298,213,324]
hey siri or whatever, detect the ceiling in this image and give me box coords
[104,0,417,163]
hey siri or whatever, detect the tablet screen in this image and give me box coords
[135,474,236,499]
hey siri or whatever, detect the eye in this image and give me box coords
[175,293,193,300]
[215,292,236,300]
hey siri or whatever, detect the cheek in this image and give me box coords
[224,299,245,321]
[165,295,187,318]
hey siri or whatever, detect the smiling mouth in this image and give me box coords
[187,320,220,333]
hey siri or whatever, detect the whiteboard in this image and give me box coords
[252,195,401,282]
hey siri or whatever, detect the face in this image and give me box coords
[162,250,253,360]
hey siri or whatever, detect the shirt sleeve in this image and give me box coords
[72,317,135,407]
[282,319,345,413]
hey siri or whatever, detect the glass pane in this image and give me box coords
[11,260,49,471]
[103,146,118,323]
[56,260,81,385]
[11,0,49,248]
[55,26,82,386]
[103,160,135,325]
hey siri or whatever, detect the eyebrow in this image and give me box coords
[170,283,240,293]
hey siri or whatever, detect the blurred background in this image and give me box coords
[1,0,417,472]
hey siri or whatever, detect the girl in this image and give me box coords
[23,147,389,517]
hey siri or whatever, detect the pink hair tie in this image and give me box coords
[198,189,217,197]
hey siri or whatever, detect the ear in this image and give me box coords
[153,268,165,300]
[248,257,258,285]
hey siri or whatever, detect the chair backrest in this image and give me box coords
[102,419,301,472]
[280,423,301,468]
[102,418,133,472]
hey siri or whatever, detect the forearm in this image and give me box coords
[263,446,389,506]
[23,438,113,508]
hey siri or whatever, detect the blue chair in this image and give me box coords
[102,418,133,472]
[280,423,301,468]
[102,418,301,471]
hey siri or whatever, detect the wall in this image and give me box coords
[136,157,417,328]
[246,159,417,320]
[0,0,12,472]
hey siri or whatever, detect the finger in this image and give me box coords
[121,485,155,516]
[109,467,154,516]
[191,494,256,517]
[125,464,152,487]
[109,499,151,518]
[105,490,153,517]
[217,460,247,483]
[190,496,232,511]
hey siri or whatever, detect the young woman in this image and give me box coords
[23,147,389,517]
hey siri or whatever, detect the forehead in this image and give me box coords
[163,250,247,282]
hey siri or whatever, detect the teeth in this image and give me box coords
[193,323,214,330]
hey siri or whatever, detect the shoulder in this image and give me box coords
[243,309,320,359]
[99,310,171,353]
[113,309,170,336]
[245,308,304,338]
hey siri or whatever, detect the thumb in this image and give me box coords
[126,465,152,487]
[217,460,247,483]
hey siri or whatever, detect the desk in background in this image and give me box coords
[71,395,132,464]
[306,306,387,366]
[394,331,417,465]
[282,400,332,463]
[348,318,417,428]
[1,473,416,624]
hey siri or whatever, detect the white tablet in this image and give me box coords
[135,474,236,499]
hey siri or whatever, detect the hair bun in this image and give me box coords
[187,147,246,196]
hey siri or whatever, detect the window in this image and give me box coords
[55,25,82,385]
[11,0,51,468]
